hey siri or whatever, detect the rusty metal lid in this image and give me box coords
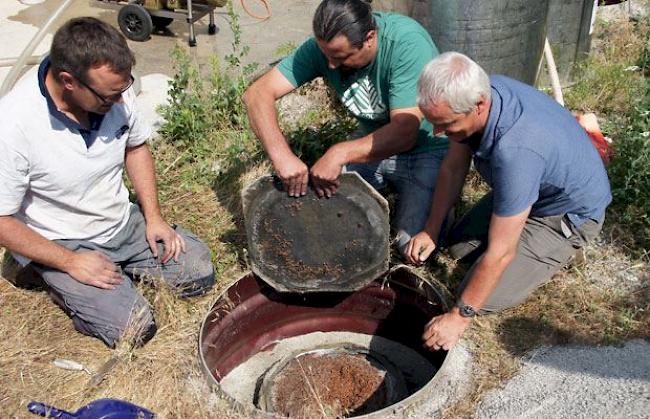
[241,173,389,293]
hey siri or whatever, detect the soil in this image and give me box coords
[270,352,386,418]
[218,332,438,409]
[260,217,345,282]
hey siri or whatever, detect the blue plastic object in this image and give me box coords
[27,398,155,419]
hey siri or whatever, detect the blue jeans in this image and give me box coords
[346,146,447,253]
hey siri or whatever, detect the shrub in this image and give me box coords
[158,2,354,182]
[606,85,650,251]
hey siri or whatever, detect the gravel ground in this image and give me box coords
[476,339,650,419]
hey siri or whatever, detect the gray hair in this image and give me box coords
[417,52,491,113]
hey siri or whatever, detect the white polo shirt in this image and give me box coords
[0,59,151,244]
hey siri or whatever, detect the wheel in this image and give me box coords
[117,4,153,42]
[151,16,174,29]
[208,24,217,35]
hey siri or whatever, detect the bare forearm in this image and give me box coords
[421,212,524,351]
[243,88,294,164]
[458,211,529,310]
[0,216,75,271]
[336,114,420,164]
[424,165,467,239]
[125,144,162,222]
[458,250,514,309]
[424,147,471,239]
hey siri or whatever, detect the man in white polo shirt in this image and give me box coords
[0,17,215,347]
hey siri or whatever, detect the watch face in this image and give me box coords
[456,300,476,317]
[459,304,476,317]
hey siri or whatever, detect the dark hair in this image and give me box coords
[50,17,135,82]
[313,0,376,48]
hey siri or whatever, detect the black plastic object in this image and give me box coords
[241,173,389,293]
[118,4,153,42]
[151,16,174,29]
[27,399,155,419]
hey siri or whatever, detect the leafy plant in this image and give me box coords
[286,115,357,167]
[606,90,650,251]
[566,16,648,115]
[564,11,650,253]
[158,46,209,148]
[158,1,261,174]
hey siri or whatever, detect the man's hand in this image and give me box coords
[274,153,309,197]
[405,230,437,265]
[64,251,123,290]
[422,309,471,351]
[145,218,186,263]
[310,147,346,198]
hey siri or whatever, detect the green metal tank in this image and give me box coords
[545,0,596,83]
[374,0,550,86]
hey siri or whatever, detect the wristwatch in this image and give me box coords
[455,299,477,318]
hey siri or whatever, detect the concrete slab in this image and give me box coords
[0,1,51,83]
[0,0,319,131]
[134,72,171,133]
[476,340,650,419]
[0,0,319,88]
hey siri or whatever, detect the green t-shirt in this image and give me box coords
[277,12,447,152]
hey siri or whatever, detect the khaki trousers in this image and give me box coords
[446,193,603,313]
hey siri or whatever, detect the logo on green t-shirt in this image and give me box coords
[341,76,387,121]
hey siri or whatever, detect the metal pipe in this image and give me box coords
[0,55,43,68]
[0,0,75,97]
[187,0,196,46]
[544,37,565,106]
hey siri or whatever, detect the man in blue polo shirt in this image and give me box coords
[0,17,214,347]
[405,52,611,351]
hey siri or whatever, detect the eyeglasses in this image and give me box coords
[77,74,134,104]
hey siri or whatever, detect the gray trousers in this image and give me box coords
[18,205,214,347]
[447,193,603,313]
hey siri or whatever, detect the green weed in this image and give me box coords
[285,111,357,167]
[606,96,650,251]
[274,41,298,58]
[158,1,353,185]
[157,1,262,183]
[565,11,650,253]
[158,46,210,148]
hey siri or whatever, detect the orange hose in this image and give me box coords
[240,0,271,21]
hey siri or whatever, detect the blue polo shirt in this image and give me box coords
[470,75,611,226]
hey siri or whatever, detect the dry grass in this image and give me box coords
[439,234,649,419]
[410,221,649,419]
[2,7,649,419]
[2,145,647,419]
[0,140,256,418]
[0,272,249,418]
[565,5,649,116]
[440,8,650,415]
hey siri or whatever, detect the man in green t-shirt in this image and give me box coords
[243,0,448,253]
